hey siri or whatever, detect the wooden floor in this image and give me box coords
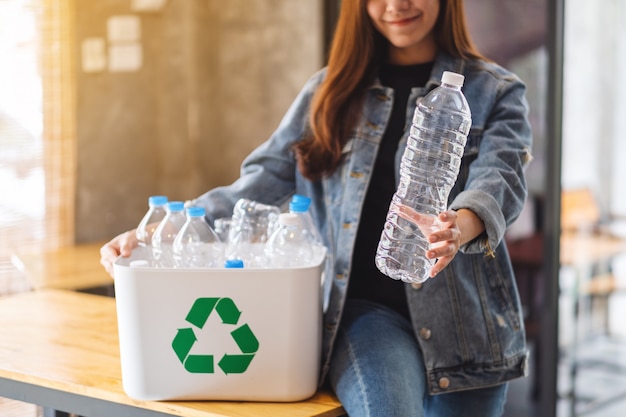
[0,396,40,417]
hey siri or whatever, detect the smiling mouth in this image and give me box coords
[387,14,420,25]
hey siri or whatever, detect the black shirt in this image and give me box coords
[347,61,433,319]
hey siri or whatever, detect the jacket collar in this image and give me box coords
[427,51,467,91]
[370,50,467,93]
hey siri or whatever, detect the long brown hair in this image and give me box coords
[294,0,486,181]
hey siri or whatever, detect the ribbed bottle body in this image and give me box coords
[376,71,471,284]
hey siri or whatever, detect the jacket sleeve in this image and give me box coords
[449,72,533,254]
[190,70,324,224]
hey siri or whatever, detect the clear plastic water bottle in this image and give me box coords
[135,195,168,248]
[151,201,186,268]
[375,71,471,284]
[213,217,232,243]
[264,212,314,268]
[172,206,222,268]
[289,194,323,246]
[229,199,281,243]
[226,199,281,267]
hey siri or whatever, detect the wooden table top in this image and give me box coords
[12,242,113,291]
[0,290,344,417]
[506,231,626,267]
[559,230,626,267]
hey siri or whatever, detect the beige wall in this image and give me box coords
[73,1,323,242]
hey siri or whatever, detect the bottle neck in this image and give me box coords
[441,82,461,90]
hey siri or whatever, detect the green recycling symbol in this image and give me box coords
[171,297,259,374]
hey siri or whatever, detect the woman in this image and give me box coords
[101,0,533,415]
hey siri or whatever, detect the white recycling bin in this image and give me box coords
[113,246,326,402]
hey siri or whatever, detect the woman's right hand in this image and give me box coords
[100,230,138,278]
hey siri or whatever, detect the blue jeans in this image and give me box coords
[328,299,509,417]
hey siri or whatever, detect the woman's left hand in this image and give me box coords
[425,210,461,277]
[397,206,461,278]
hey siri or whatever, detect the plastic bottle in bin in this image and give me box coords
[151,201,186,268]
[289,194,323,245]
[226,199,281,267]
[135,195,168,248]
[172,206,222,268]
[213,217,232,243]
[264,212,314,268]
[375,71,471,284]
[229,198,281,243]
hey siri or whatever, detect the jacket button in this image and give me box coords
[419,327,431,340]
[411,282,423,290]
[438,377,450,389]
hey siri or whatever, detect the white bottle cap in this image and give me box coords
[441,71,465,87]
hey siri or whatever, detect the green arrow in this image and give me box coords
[231,324,259,353]
[173,297,259,375]
[172,328,196,362]
[215,297,241,324]
[218,353,254,374]
[185,298,218,328]
[185,354,214,373]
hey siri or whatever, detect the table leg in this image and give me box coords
[43,408,76,417]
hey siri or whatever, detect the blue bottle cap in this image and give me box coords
[149,195,168,206]
[224,259,244,268]
[186,206,206,217]
[167,201,185,212]
[291,194,311,204]
[290,194,311,212]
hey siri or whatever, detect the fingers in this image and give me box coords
[426,237,457,277]
[397,204,433,226]
[99,230,138,279]
[426,211,461,278]
[100,243,117,279]
[395,206,462,278]
[429,255,452,277]
[427,235,458,255]
[437,210,457,225]
[117,231,137,256]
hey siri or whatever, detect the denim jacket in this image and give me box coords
[193,51,533,395]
